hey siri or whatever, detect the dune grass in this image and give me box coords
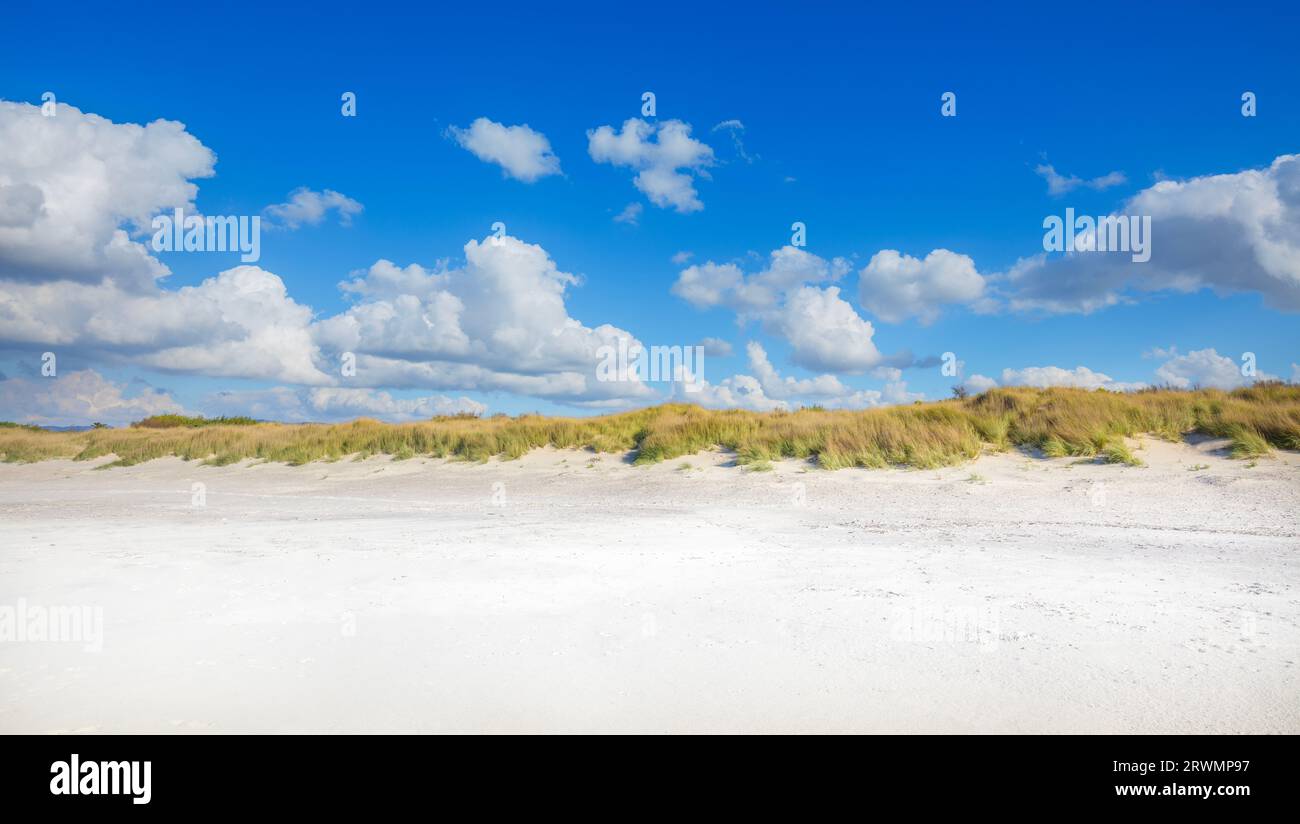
[1,383,1298,470]
[1099,440,1144,466]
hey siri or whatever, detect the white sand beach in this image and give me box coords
[1,438,1297,734]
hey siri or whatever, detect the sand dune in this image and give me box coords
[1,437,1297,733]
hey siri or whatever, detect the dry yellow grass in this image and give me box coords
[1,384,1297,469]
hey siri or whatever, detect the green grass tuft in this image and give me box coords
[1100,440,1144,466]
[1227,425,1271,459]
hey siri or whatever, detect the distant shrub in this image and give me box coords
[0,421,43,431]
[131,414,259,428]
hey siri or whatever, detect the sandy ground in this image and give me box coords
[1,437,1297,734]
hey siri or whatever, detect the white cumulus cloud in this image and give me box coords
[0,99,214,290]
[672,246,900,373]
[203,386,485,423]
[449,117,561,183]
[313,234,656,406]
[1153,348,1276,389]
[768,286,886,373]
[685,340,920,412]
[1010,153,1300,313]
[858,249,987,324]
[699,337,733,357]
[0,265,331,385]
[746,341,849,399]
[999,365,1146,392]
[613,202,643,225]
[964,374,998,394]
[0,369,183,427]
[263,187,363,229]
[588,118,714,212]
[1035,164,1127,196]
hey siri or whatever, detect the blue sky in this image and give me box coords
[1,1,1298,424]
